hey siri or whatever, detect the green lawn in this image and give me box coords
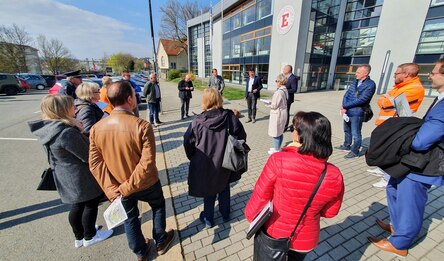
[169,78,249,101]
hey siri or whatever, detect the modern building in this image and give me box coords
[0,43,42,74]
[187,0,444,96]
[157,39,188,79]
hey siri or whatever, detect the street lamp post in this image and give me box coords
[148,0,158,75]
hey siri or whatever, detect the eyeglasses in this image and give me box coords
[429,71,442,76]
[289,125,295,132]
[93,91,100,93]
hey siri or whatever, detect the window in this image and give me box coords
[243,40,256,56]
[257,0,272,20]
[161,57,165,67]
[424,17,444,31]
[243,5,256,26]
[170,62,176,69]
[257,36,271,55]
[431,0,444,7]
[417,42,444,54]
[224,19,230,33]
[232,35,241,58]
[232,13,242,30]
[223,38,231,59]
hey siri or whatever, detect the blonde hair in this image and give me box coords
[276,73,288,86]
[202,87,223,111]
[40,94,82,130]
[75,82,100,102]
[102,76,112,88]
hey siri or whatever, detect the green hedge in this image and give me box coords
[167,69,181,80]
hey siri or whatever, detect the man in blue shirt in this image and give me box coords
[368,58,444,257]
[122,71,141,117]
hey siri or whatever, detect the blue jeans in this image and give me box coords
[121,181,167,257]
[202,184,230,225]
[273,135,283,151]
[343,116,363,155]
[148,102,160,124]
[387,176,431,249]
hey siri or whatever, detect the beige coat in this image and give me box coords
[268,87,288,137]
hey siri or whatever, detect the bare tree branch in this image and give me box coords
[37,35,75,74]
[0,24,33,73]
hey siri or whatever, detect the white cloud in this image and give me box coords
[0,0,151,58]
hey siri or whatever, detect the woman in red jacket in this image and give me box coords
[245,111,344,260]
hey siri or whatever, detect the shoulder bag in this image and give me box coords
[355,89,373,122]
[221,113,250,174]
[37,145,57,191]
[252,162,328,261]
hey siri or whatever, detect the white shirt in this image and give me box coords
[248,77,254,92]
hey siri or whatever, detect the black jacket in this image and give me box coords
[59,81,77,99]
[74,99,104,137]
[183,109,247,197]
[245,76,263,98]
[366,117,444,178]
[178,80,193,100]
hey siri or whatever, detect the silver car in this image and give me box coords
[18,74,47,90]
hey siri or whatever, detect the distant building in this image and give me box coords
[157,39,188,79]
[187,0,444,96]
[0,42,42,74]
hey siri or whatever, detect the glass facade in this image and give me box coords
[222,0,273,87]
[414,2,444,96]
[189,22,213,77]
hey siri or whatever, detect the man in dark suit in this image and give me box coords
[368,58,444,257]
[283,65,298,130]
[245,69,263,123]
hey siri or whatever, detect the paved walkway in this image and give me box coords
[141,79,444,261]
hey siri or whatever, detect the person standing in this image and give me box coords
[29,94,113,249]
[122,71,140,117]
[337,64,376,159]
[245,112,344,260]
[283,65,298,131]
[368,58,444,257]
[99,76,114,115]
[208,68,225,95]
[89,81,175,261]
[178,74,194,119]
[74,82,104,137]
[59,70,82,99]
[183,88,247,228]
[372,63,425,188]
[267,74,288,155]
[245,69,263,123]
[143,73,163,126]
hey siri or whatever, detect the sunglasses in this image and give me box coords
[289,125,295,132]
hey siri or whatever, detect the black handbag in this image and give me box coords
[253,162,328,261]
[37,145,56,191]
[221,113,250,174]
[363,105,374,122]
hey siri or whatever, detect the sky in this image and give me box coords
[0,0,214,59]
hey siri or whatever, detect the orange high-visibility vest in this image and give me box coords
[375,77,425,126]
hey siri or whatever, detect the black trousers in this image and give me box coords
[288,250,307,261]
[180,98,190,118]
[246,93,258,120]
[69,195,101,240]
[285,101,293,128]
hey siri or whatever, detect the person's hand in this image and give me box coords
[340,108,347,116]
[185,87,189,90]
[110,187,122,202]
[190,87,194,91]
[252,89,257,93]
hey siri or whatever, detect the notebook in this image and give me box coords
[246,201,273,240]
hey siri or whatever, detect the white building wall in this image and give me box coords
[212,19,223,74]
[268,0,303,91]
[369,0,429,94]
[197,37,205,78]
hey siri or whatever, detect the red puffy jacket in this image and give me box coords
[245,146,344,251]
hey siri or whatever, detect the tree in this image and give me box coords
[0,24,33,73]
[107,52,135,73]
[159,0,208,55]
[37,35,76,74]
[134,59,145,72]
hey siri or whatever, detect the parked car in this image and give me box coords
[0,73,25,95]
[17,77,30,91]
[82,78,103,87]
[41,75,57,88]
[17,74,47,90]
[80,74,98,79]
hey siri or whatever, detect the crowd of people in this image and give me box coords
[28,58,444,260]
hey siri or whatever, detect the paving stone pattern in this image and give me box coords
[152,80,444,261]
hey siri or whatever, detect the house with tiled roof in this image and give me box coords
[157,39,188,79]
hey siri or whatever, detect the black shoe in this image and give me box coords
[335,145,351,151]
[157,230,176,255]
[246,119,252,123]
[344,151,359,159]
[156,121,164,124]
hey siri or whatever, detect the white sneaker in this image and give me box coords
[373,178,388,188]
[268,148,277,155]
[83,229,113,247]
[367,168,385,176]
[74,239,83,248]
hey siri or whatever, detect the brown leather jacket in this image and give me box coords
[89,109,159,200]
